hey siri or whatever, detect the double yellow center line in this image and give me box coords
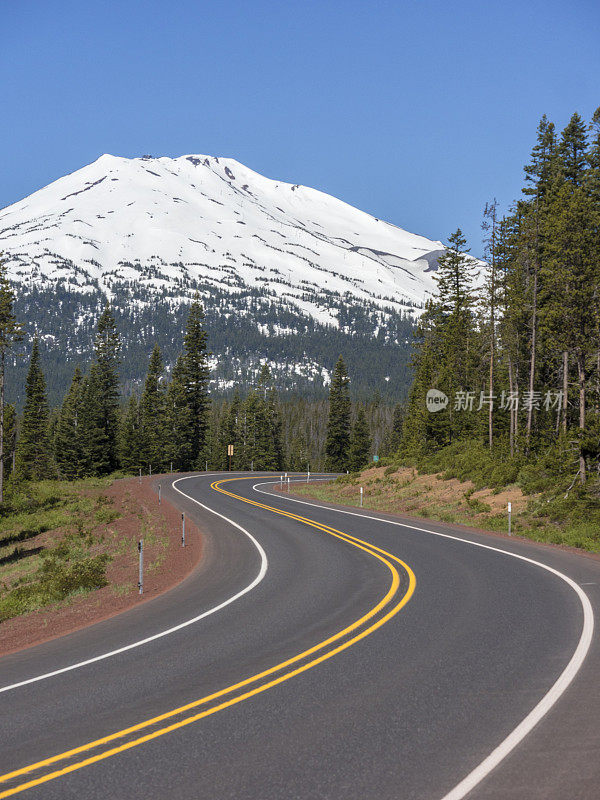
[0,477,416,797]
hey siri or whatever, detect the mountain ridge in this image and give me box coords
[0,153,448,403]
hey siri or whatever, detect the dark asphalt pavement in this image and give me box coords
[0,472,599,799]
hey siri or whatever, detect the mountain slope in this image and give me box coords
[0,154,446,402]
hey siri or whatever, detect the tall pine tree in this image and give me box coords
[119,394,142,473]
[0,257,24,500]
[139,345,167,471]
[55,367,87,479]
[15,338,53,481]
[93,303,121,472]
[348,406,371,471]
[182,297,210,468]
[325,356,351,472]
[164,355,194,471]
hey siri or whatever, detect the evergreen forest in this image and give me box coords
[400,107,600,502]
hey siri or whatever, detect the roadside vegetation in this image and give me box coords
[0,478,118,622]
[0,475,172,624]
[295,108,600,556]
[295,445,600,553]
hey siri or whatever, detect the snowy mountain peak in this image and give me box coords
[0,152,444,326]
[0,153,462,397]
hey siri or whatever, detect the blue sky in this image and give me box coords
[3,0,599,254]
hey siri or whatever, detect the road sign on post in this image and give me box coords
[227,444,234,471]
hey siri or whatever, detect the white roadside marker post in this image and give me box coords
[138,540,144,595]
[360,486,364,508]
[158,484,161,505]
[182,513,186,547]
[170,462,173,473]
[280,474,283,488]
[287,477,290,493]
[508,501,512,536]
[307,470,310,483]
[139,467,142,484]
[149,464,152,477]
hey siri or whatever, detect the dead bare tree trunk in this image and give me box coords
[508,356,515,458]
[577,353,586,484]
[562,350,568,434]
[526,267,538,449]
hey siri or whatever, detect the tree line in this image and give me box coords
[401,107,600,485]
[0,266,400,492]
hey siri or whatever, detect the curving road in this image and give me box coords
[0,472,599,799]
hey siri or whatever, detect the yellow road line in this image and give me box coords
[0,477,416,798]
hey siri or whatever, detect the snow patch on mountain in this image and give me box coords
[0,153,444,326]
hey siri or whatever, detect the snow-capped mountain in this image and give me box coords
[0,154,446,401]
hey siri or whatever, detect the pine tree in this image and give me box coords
[0,257,24,501]
[2,404,16,482]
[164,356,194,471]
[560,112,588,187]
[266,386,284,470]
[588,106,600,201]
[119,394,142,473]
[434,229,478,443]
[433,229,476,317]
[55,367,87,479]
[15,338,53,480]
[325,356,351,472]
[139,344,166,471]
[482,200,501,449]
[523,115,558,199]
[388,402,404,453]
[255,365,284,470]
[348,406,371,471]
[182,297,211,468]
[93,303,121,472]
[80,363,111,476]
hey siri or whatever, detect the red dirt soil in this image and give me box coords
[0,476,203,658]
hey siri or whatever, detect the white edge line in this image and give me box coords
[253,479,595,800]
[0,474,268,695]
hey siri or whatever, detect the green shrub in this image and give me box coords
[39,554,110,596]
[0,552,111,623]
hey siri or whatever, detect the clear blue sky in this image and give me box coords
[3,0,599,255]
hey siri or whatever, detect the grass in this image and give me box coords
[295,454,600,554]
[0,477,119,623]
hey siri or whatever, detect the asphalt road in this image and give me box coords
[0,472,599,799]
